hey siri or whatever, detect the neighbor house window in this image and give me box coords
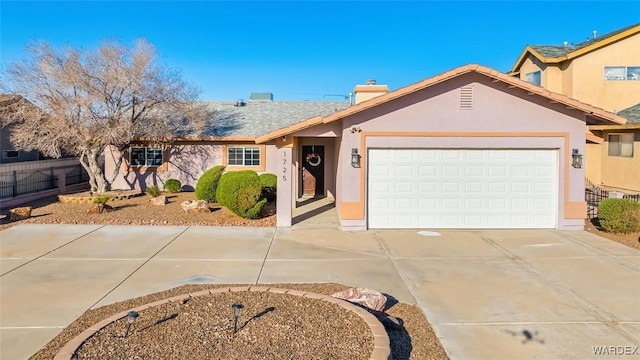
[3,150,19,159]
[608,133,634,157]
[227,146,260,166]
[525,71,541,86]
[129,147,163,166]
[604,66,640,80]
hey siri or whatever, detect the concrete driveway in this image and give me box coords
[1,224,638,359]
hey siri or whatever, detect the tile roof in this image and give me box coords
[530,23,639,58]
[617,102,640,124]
[256,64,626,143]
[202,100,350,138]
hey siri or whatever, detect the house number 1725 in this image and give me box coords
[282,155,287,181]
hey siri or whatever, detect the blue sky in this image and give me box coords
[1,1,639,101]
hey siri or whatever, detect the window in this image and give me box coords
[129,147,163,166]
[604,66,640,80]
[227,146,260,166]
[525,71,541,86]
[608,133,634,157]
[3,150,19,159]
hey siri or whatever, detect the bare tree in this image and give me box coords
[1,39,212,193]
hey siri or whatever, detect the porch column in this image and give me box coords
[276,137,294,227]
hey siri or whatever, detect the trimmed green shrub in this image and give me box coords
[259,173,277,202]
[195,165,225,203]
[164,178,182,193]
[92,195,111,204]
[598,198,640,234]
[146,185,161,198]
[216,170,267,219]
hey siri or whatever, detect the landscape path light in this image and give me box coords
[124,311,139,338]
[231,303,244,334]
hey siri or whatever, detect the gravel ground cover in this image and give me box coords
[0,192,276,231]
[584,219,640,250]
[30,283,449,360]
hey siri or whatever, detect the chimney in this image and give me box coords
[354,79,388,104]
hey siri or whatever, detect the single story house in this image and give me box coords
[107,64,625,231]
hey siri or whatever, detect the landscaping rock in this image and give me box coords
[180,200,210,213]
[9,206,32,221]
[149,195,167,206]
[331,287,387,312]
[87,204,114,214]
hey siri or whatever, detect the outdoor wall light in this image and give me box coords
[231,303,244,334]
[572,148,583,169]
[351,148,361,168]
[124,311,139,338]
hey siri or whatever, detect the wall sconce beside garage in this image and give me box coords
[351,148,361,168]
[572,148,583,168]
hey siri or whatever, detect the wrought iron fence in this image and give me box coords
[65,165,90,186]
[585,179,640,219]
[0,168,57,199]
[623,193,640,202]
[585,186,608,219]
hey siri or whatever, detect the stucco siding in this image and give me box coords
[600,130,640,191]
[336,74,587,229]
[107,143,223,191]
[570,34,640,112]
[264,143,278,174]
[585,143,602,185]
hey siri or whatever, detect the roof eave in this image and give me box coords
[257,64,625,142]
[588,123,640,130]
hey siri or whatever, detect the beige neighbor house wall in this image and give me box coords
[585,143,602,185]
[517,34,640,111]
[599,130,640,191]
[518,57,565,94]
[515,29,640,192]
[570,34,640,112]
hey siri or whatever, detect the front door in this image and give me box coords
[302,145,324,197]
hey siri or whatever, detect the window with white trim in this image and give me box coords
[604,66,640,80]
[525,71,541,86]
[227,146,260,166]
[3,150,19,159]
[608,133,634,157]
[129,147,163,166]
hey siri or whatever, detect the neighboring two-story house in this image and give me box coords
[0,95,43,164]
[510,23,640,192]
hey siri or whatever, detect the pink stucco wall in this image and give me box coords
[335,73,587,230]
[106,142,278,191]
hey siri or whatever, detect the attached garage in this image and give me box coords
[261,65,626,230]
[367,148,558,229]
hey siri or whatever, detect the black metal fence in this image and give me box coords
[0,165,89,199]
[0,168,57,199]
[585,186,608,219]
[585,179,640,219]
[65,165,90,186]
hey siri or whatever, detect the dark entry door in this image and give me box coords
[302,145,324,197]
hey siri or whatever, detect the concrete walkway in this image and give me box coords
[1,224,638,359]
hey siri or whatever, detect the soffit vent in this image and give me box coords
[459,86,473,110]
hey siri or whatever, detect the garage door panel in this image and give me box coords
[368,149,558,229]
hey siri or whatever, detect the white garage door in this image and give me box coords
[368,149,558,229]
